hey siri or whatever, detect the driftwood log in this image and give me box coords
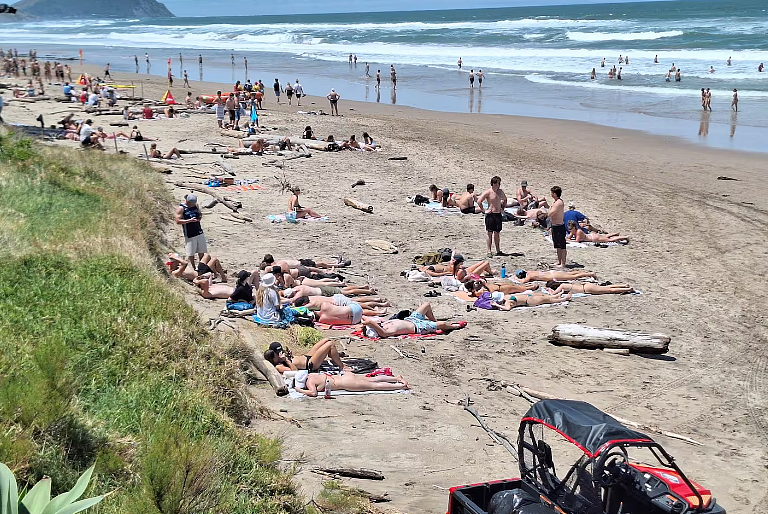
[344,197,374,214]
[173,181,242,212]
[549,324,670,354]
[313,467,385,481]
[240,330,288,396]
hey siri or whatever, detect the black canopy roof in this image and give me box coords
[522,399,653,457]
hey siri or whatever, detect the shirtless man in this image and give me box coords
[295,369,409,397]
[567,221,629,244]
[513,206,548,221]
[288,187,322,219]
[260,254,351,271]
[327,89,340,115]
[516,180,539,208]
[361,303,466,339]
[166,252,227,282]
[477,176,508,257]
[456,183,481,214]
[548,186,567,268]
[514,269,596,283]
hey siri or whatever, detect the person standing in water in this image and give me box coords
[390,65,397,90]
[145,53,150,73]
[364,62,370,77]
[654,54,658,63]
[731,89,738,111]
[134,55,139,73]
[705,88,712,111]
[376,69,381,89]
[601,58,605,68]
[617,67,622,81]
[590,68,596,80]
[457,57,463,69]
[727,56,732,66]
[477,69,484,87]
[244,56,248,74]
[231,53,235,66]
[469,69,475,87]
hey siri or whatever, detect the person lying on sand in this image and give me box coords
[95,127,131,140]
[316,297,387,325]
[260,254,351,272]
[193,275,234,299]
[288,187,322,219]
[514,269,597,283]
[464,278,539,296]
[167,252,227,282]
[418,254,494,280]
[429,184,444,203]
[149,143,181,159]
[264,339,348,373]
[546,280,635,295]
[129,126,156,141]
[514,206,548,220]
[283,283,376,298]
[474,290,571,310]
[361,302,466,338]
[295,369,409,397]
[292,294,390,312]
[567,221,629,244]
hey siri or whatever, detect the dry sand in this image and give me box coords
[4,65,767,513]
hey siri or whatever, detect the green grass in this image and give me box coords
[0,132,305,514]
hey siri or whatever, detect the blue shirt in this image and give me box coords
[563,210,588,233]
[63,85,72,95]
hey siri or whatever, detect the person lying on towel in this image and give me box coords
[264,340,348,373]
[294,369,409,397]
[360,303,466,339]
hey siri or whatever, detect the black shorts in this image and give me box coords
[299,259,316,267]
[552,224,567,249]
[485,213,503,233]
[81,138,93,147]
[461,206,475,214]
[228,109,236,121]
[197,262,212,276]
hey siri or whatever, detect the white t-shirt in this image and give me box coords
[79,124,93,143]
[294,84,303,96]
[256,289,281,322]
[87,93,99,106]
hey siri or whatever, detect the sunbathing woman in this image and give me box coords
[546,280,635,295]
[167,252,227,282]
[288,187,322,219]
[264,339,347,373]
[284,283,376,298]
[95,127,131,140]
[515,269,597,283]
[149,143,182,159]
[227,138,266,155]
[480,291,571,310]
[567,221,629,244]
[193,275,235,299]
[293,294,390,311]
[464,279,538,296]
[295,370,409,397]
[451,253,494,282]
[361,302,466,339]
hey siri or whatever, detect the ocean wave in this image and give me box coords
[524,74,768,98]
[566,30,684,42]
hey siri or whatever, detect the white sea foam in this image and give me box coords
[566,30,684,42]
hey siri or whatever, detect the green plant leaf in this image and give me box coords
[20,478,50,514]
[40,466,94,514]
[52,496,103,514]
[0,463,19,514]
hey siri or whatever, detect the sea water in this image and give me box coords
[1,0,767,151]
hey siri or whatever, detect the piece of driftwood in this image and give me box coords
[388,156,407,161]
[344,198,373,214]
[240,330,288,396]
[365,240,398,254]
[462,398,518,459]
[13,96,51,103]
[173,181,242,212]
[351,179,365,188]
[220,215,246,224]
[203,199,219,209]
[314,467,385,481]
[109,121,129,127]
[549,324,670,354]
[506,384,703,446]
[230,212,253,222]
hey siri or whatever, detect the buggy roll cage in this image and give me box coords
[518,417,707,513]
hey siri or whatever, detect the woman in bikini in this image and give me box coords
[567,221,629,244]
[464,279,539,296]
[264,339,348,373]
[546,280,635,295]
[491,291,571,310]
[288,187,322,219]
[295,370,409,397]
[514,269,597,283]
[420,254,494,280]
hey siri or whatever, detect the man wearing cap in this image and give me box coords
[563,201,588,233]
[175,194,206,268]
[516,180,538,209]
[327,88,340,115]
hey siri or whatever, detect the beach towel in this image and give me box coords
[314,322,358,331]
[266,213,329,223]
[424,202,462,216]
[286,385,409,400]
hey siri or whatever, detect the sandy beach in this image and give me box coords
[3,64,767,513]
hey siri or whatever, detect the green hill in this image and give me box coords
[11,0,174,19]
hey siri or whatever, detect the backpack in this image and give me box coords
[437,248,453,262]
[413,194,429,206]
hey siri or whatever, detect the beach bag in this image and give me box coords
[437,248,453,262]
[413,194,429,206]
[406,270,430,282]
[474,292,494,310]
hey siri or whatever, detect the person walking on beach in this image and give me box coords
[327,88,340,115]
[477,176,507,257]
[458,57,463,69]
[705,88,712,111]
[175,194,207,269]
[183,70,189,88]
[469,69,475,87]
[273,78,282,103]
[145,53,150,73]
[376,69,381,89]
[134,55,139,73]
[103,63,112,80]
[731,89,738,111]
[285,81,294,105]
[390,65,397,90]
[294,79,304,106]
[548,186,567,269]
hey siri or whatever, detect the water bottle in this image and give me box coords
[501,263,507,278]
[324,377,332,399]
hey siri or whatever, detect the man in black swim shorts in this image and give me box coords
[548,185,568,268]
[477,176,509,257]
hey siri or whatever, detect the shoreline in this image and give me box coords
[2,63,767,514]
[9,45,767,154]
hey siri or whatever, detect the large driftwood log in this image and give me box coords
[549,324,670,354]
[240,330,288,396]
[314,467,385,481]
[173,181,242,212]
[344,197,374,214]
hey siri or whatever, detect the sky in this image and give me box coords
[161,0,664,17]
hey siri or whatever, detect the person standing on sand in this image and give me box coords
[212,90,225,128]
[183,70,189,88]
[477,176,508,258]
[294,79,304,106]
[175,194,207,269]
[731,89,738,111]
[134,55,139,73]
[273,78,282,103]
[103,63,112,80]
[458,57,462,69]
[327,88,340,115]
[548,186,567,269]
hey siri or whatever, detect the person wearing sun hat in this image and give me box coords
[255,272,283,323]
